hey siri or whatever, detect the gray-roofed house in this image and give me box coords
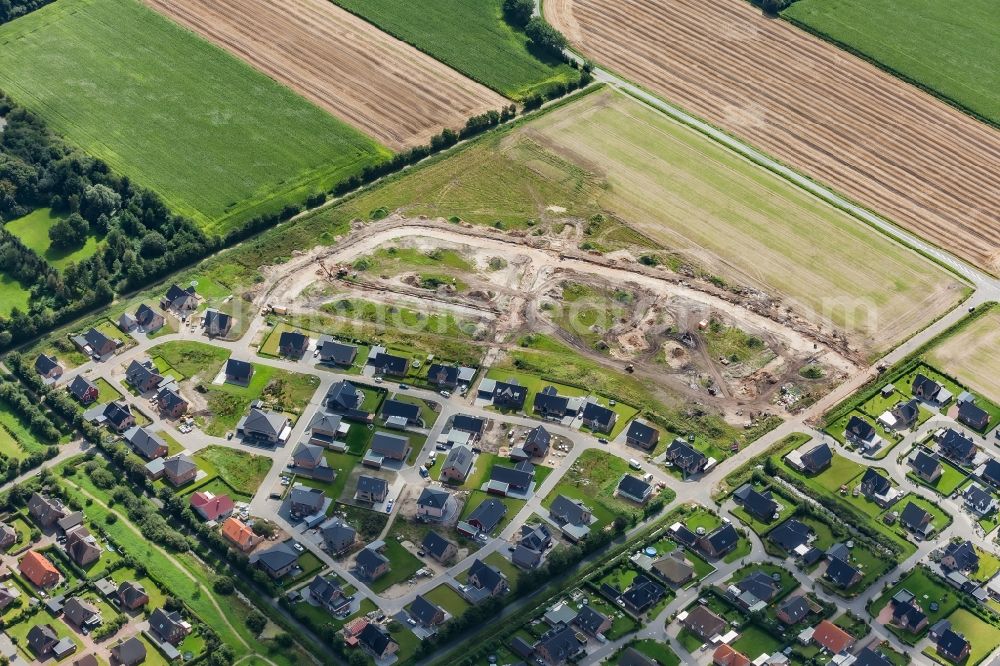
[203,309,233,337]
[964,484,997,517]
[738,486,779,522]
[581,401,617,433]
[135,303,165,332]
[534,623,583,665]
[100,401,136,433]
[354,476,388,504]
[441,445,474,483]
[65,527,101,567]
[290,443,335,482]
[697,523,739,559]
[411,594,446,627]
[278,330,309,358]
[0,522,17,550]
[825,556,862,589]
[859,469,897,507]
[958,401,991,432]
[162,455,198,487]
[118,312,138,332]
[467,559,508,598]
[533,386,571,418]
[573,605,611,637]
[356,545,389,581]
[910,450,943,483]
[619,575,666,614]
[34,354,63,382]
[549,495,592,542]
[289,485,326,517]
[28,493,67,527]
[665,439,708,478]
[369,431,410,462]
[249,542,299,579]
[358,624,398,660]
[62,597,101,628]
[799,442,834,474]
[491,380,527,411]
[912,373,945,402]
[69,376,99,404]
[899,501,934,537]
[650,553,695,586]
[308,575,348,614]
[156,386,188,418]
[79,327,117,357]
[123,426,168,460]
[451,414,486,437]
[161,284,198,313]
[845,416,881,450]
[617,474,653,504]
[520,524,552,552]
[380,399,421,426]
[488,464,534,495]
[769,519,812,553]
[325,380,361,412]
[149,607,190,645]
[937,428,977,464]
[111,636,146,666]
[417,487,450,521]
[225,359,254,385]
[512,544,543,570]
[320,518,356,555]
[237,408,290,445]
[117,581,149,610]
[367,348,408,377]
[682,605,726,641]
[625,420,659,451]
[308,412,346,448]
[27,624,59,657]
[523,426,551,457]
[941,540,979,573]
[421,531,457,564]
[317,337,358,367]
[776,595,811,625]
[465,498,507,534]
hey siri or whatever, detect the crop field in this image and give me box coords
[523,89,963,353]
[144,0,507,151]
[928,309,1000,403]
[783,0,999,126]
[0,0,387,234]
[331,0,576,100]
[546,0,1000,273]
[4,208,101,269]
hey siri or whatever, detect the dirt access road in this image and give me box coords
[546,0,1000,273]
[143,0,508,150]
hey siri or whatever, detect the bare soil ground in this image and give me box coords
[143,0,508,150]
[927,310,1000,403]
[546,0,1000,273]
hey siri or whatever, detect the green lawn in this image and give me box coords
[782,0,1000,125]
[369,540,424,593]
[4,207,102,269]
[0,405,48,456]
[193,446,272,496]
[812,454,867,492]
[908,456,969,497]
[421,584,470,618]
[731,624,783,659]
[201,364,319,436]
[149,341,230,380]
[928,608,1000,666]
[0,425,24,460]
[7,610,82,662]
[887,494,952,536]
[0,0,388,233]
[628,639,680,666]
[0,273,31,317]
[330,0,576,99]
[294,451,359,506]
[870,568,958,631]
[542,449,644,528]
[94,377,123,403]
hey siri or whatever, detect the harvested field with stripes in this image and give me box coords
[143,0,508,151]
[547,0,1000,273]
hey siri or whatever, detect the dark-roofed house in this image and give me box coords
[225,359,254,385]
[123,426,168,460]
[203,309,233,337]
[891,598,927,633]
[101,401,136,433]
[845,415,880,449]
[368,350,408,377]
[309,574,347,614]
[28,493,67,527]
[625,420,659,451]
[981,459,1000,488]
[941,540,979,572]
[69,376,99,404]
[421,531,457,564]
[617,474,653,504]
[964,484,997,517]
[492,380,527,411]
[735,571,781,606]
[799,442,833,474]
[156,386,188,418]
[910,450,943,483]
[776,595,810,625]
[369,431,410,462]
[523,426,551,457]
[651,553,695,586]
[162,455,198,487]
[278,330,309,358]
[452,414,486,437]
[900,502,934,536]
[411,594,446,627]
[111,636,146,666]
[325,380,361,412]
[549,495,592,542]
[308,412,345,448]
[533,386,571,418]
[355,476,388,504]
[854,648,895,666]
[381,399,420,427]
[937,629,971,663]
[520,523,552,552]
[27,624,59,657]
[290,443,335,482]
[135,303,164,332]
[117,580,149,610]
[466,498,507,534]
[489,464,534,495]
[619,575,666,614]
[441,445,474,483]
[63,597,101,628]
[913,374,944,402]
[697,523,740,559]
[79,327,116,357]
[358,623,398,660]
[769,519,811,553]
[859,469,897,507]
[573,605,611,637]
[250,542,299,579]
[320,518,356,555]
[665,439,708,478]
[149,607,190,645]
[683,605,726,641]
[619,647,656,666]
[512,544,543,570]
[938,429,977,464]
[0,522,16,549]
[426,364,460,388]
[581,402,617,433]
[958,401,990,432]
[825,556,862,589]
[356,545,390,581]
[317,338,358,367]
[290,486,326,517]
[739,486,778,522]
[890,399,921,429]
[467,559,508,597]
[534,623,583,665]
[35,354,63,381]
[161,284,197,313]
[417,487,450,521]
[510,636,535,661]
[237,407,290,445]
[66,527,101,567]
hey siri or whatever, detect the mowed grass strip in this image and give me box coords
[0,0,388,233]
[331,0,577,100]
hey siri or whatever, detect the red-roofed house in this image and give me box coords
[342,617,369,647]
[714,645,751,666]
[20,551,60,588]
[189,492,235,522]
[812,620,855,654]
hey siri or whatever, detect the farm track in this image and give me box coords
[142,0,508,151]
[546,0,1000,273]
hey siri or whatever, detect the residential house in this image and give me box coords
[320,518,356,555]
[101,401,136,433]
[853,648,895,666]
[573,605,611,637]
[149,607,191,645]
[369,431,410,463]
[451,414,486,438]
[937,429,977,464]
[812,620,854,655]
[354,476,388,504]
[523,426,551,457]
[980,459,1000,488]
[289,486,326,517]
[733,571,781,610]
[156,386,188,418]
[123,426,168,460]
[512,545,543,570]
[317,338,357,367]
[964,484,997,517]
[490,380,527,411]
[619,575,666,614]
[56,511,83,534]
[625,420,659,451]
[237,407,290,445]
[309,574,348,614]
[75,327,116,357]
[791,441,833,474]
[416,487,450,521]
[958,401,990,432]
[110,636,146,666]
[618,648,656,666]
[221,517,262,553]
[203,309,233,337]
[421,531,457,564]
[28,492,67,527]
[125,359,163,393]
[617,474,653,504]
[738,486,778,522]
[65,527,101,567]
[845,416,882,451]
[357,624,398,660]
[381,399,421,427]
[290,443,335,482]
[913,374,948,403]
[26,624,60,657]
[900,502,934,537]
[368,349,408,377]
[278,330,309,358]
[190,491,234,522]
[581,401,617,433]
[941,540,979,573]
[34,354,63,381]
[937,629,971,663]
[682,605,726,641]
[426,364,460,388]
[467,559,508,597]
[488,463,534,495]
[859,469,898,507]
[776,595,810,625]
[665,439,708,478]
[69,376,99,404]
[0,522,17,549]
[713,645,751,666]
[224,359,254,384]
[325,380,362,412]
[890,597,928,633]
[520,524,552,552]
[116,580,149,610]
[356,545,389,581]
[20,551,59,588]
[411,595,446,627]
[824,557,862,589]
[249,542,299,579]
[533,386,571,419]
[910,450,943,483]
[63,597,101,628]
[534,623,583,665]
[162,455,198,487]
[161,284,198,313]
[650,553,695,586]
[440,445,474,483]
[887,399,921,430]
[114,311,132,333]
[549,495,592,542]
[308,412,346,448]
[465,498,507,534]
[769,519,811,553]
[135,303,165,332]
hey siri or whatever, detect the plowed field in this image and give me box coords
[547,0,1000,273]
[144,0,507,151]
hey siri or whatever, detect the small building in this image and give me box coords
[859,469,898,507]
[320,518,356,555]
[125,359,163,393]
[426,364,460,388]
[156,386,188,418]
[941,540,979,572]
[354,476,388,504]
[20,551,59,588]
[65,527,101,567]
[650,553,695,586]
[958,401,990,431]
[326,380,362,412]
[625,420,659,451]
[465,498,507,534]
[135,303,165,332]
[811,619,854,655]
[909,450,943,483]
[123,426,168,460]
[28,493,67,527]
[534,623,583,665]
[737,485,778,522]
[356,545,390,581]
[421,530,458,564]
[573,605,611,637]
[824,557,862,589]
[440,445,475,483]
[278,330,309,358]
[768,518,811,553]
[34,354,63,381]
[357,624,398,660]
[190,491,234,522]
[69,376,99,404]
[367,348,408,377]
[249,542,299,579]
[617,474,653,504]
[963,484,997,517]
[900,502,934,536]
[203,309,233,337]
[224,359,254,384]
[451,414,487,438]
[309,574,348,614]
[149,607,191,645]
[110,636,146,666]
[937,629,971,663]
[289,485,327,517]
[776,595,810,625]
[116,580,149,610]
[416,487,450,521]
[162,455,198,487]
[317,337,358,367]
[786,441,833,474]
[161,284,198,313]
[411,594,446,627]
[491,380,527,411]
[523,426,551,457]
[63,597,101,628]
[937,429,977,464]
[549,495,592,542]
[665,439,708,478]
[381,399,421,427]
[308,412,347,448]
[581,401,617,433]
[845,416,882,451]
[713,644,751,666]
[290,442,335,482]
[237,407,291,445]
[369,431,410,462]
[682,605,726,641]
[467,559,508,598]
[222,517,263,553]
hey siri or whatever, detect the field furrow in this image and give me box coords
[547,0,1000,272]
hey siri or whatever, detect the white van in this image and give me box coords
[628,458,642,470]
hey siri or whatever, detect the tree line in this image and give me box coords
[0,0,52,24]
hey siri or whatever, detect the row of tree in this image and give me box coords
[0,0,51,24]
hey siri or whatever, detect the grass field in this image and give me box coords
[526,88,963,354]
[193,446,272,496]
[201,365,319,436]
[542,449,644,528]
[0,273,30,317]
[928,309,1000,405]
[330,0,576,99]
[149,341,230,381]
[782,0,999,125]
[627,639,680,666]
[0,0,388,234]
[926,608,1000,665]
[369,539,423,593]
[4,207,102,269]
